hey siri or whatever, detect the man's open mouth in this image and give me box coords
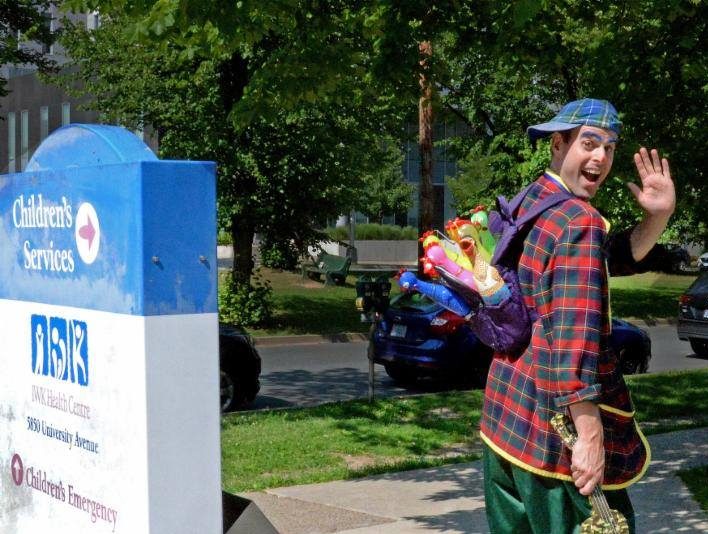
[581,170,601,183]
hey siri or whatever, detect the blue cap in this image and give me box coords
[527,98,622,143]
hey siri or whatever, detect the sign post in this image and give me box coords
[0,125,221,533]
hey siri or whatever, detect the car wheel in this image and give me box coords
[677,260,689,273]
[618,347,649,375]
[220,368,245,413]
[384,363,418,384]
[621,356,640,375]
[617,348,650,375]
[689,339,708,358]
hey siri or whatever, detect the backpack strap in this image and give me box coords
[515,190,573,227]
[491,187,573,266]
[496,183,535,223]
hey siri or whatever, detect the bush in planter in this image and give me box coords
[324,223,417,241]
[324,226,349,242]
[217,229,232,246]
[218,271,272,327]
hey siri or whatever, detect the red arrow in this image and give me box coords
[79,217,96,249]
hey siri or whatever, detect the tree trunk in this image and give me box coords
[418,40,434,275]
[230,215,255,285]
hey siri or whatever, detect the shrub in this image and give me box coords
[259,239,300,270]
[218,271,272,327]
[324,226,349,242]
[323,223,417,241]
[217,229,232,246]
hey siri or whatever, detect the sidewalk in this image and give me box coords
[241,427,708,533]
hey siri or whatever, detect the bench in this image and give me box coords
[301,253,351,286]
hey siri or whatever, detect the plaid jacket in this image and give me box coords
[479,173,651,489]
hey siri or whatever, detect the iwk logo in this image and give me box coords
[31,314,89,386]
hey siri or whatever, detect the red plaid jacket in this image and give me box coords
[479,173,651,489]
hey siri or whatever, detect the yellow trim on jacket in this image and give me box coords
[480,417,651,491]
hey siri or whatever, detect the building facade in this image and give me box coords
[1,7,152,174]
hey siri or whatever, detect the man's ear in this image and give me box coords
[550,132,564,155]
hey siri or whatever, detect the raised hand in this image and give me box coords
[627,147,675,218]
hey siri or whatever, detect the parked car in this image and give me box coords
[697,252,708,272]
[677,271,708,358]
[219,322,261,411]
[664,244,692,273]
[369,293,651,385]
[610,317,652,374]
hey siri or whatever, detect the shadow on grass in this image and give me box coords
[611,287,683,320]
[265,293,368,335]
[627,369,708,433]
[221,370,708,493]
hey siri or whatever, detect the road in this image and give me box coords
[246,323,708,411]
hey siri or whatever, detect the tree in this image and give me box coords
[61,1,485,237]
[355,138,412,224]
[440,0,707,245]
[56,11,405,288]
[62,0,707,248]
[1,0,55,100]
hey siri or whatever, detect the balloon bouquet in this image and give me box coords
[397,206,509,316]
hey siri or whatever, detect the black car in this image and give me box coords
[219,322,261,411]
[370,293,651,385]
[677,271,708,358]
[664,244,692,273]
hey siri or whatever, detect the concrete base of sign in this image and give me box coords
[222,491,279,534]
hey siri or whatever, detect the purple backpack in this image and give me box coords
[440,184,572,355]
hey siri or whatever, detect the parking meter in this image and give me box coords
[355,275,391,322]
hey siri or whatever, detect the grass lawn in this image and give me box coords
[243,269,697,337]
[678,466,708,512]
[246,268,401,337]
[221,369,708,494]
[609,271,695,321]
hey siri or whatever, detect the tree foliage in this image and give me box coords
[440,0,708,244]
[1,0,55,99]
[60,0,708,250]
[355,138,413,224]
[56,9,405,290]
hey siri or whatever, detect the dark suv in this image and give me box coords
[219,323,261,411]
[677,271,708,358]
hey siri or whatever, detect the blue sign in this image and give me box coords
[0,125,217,315]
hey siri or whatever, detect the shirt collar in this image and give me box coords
[543,169,571,193]
[542,169,611,232]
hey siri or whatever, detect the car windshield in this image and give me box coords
[390,292,439,312]
[689,272,708,293]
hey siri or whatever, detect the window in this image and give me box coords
[8,112,16,173]
[21,110,29,170]
[61,102,70,126]
[42,13,52,54]
[40,106,49,140]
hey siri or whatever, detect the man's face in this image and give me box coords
[552,125,617,199]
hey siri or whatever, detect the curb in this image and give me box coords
[624,317,676,327]
[253,332,368,347]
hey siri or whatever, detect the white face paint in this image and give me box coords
[553,126,617,199]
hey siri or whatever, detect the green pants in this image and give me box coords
[483,446,635,534]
